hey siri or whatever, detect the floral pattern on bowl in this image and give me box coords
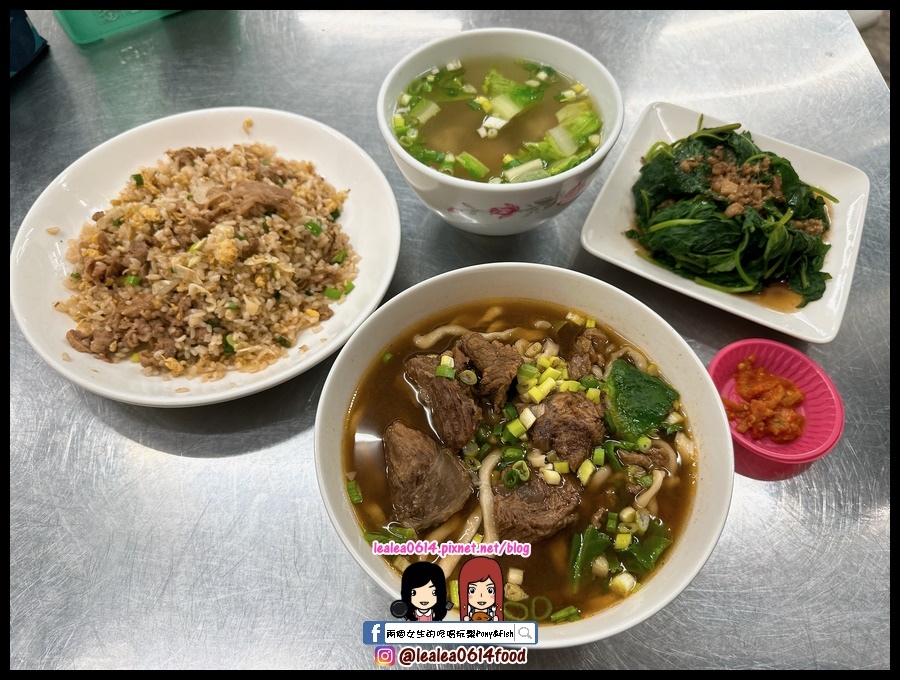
[446,180,588,222]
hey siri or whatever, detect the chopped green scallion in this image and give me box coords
[459,369,478,385]
[517,363,540,381]
[434,364,456,379]
[389,525,417,542]
[504,418,527,440]
[511,459,530,482]
[577,459,595,486]
[530,596,553,621]
[363,531,388,544]
[504,600,528,621]
[606,511,618,534]
[456,151,490,179]
[501,446,525,463]
[347,479,363,504]
[550,606,580,622]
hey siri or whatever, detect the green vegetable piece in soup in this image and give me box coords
[569,525,611,592]
[619,519,673,575]
[603,359,679,442]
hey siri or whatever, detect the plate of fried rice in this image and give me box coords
[10,107,401,407]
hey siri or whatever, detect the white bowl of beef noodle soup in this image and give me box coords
[314,263,733,648]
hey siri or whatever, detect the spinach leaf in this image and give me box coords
[619,519,673,575]
[602,359,679,442]
[628,120,836,307]
[569,525,611,592]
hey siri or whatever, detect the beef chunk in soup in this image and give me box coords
[456,331,522,412]
[383,420,473,532]
[530,391,606,470]
[618,444,672,473]
[565,326,609,381]
[493,474,580,543]
[405,353,482,451]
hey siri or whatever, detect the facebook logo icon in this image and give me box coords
[363,621,383,644]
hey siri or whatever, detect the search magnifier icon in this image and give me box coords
[518,626,534,640]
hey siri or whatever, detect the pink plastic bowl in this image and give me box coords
[708,338,844,465]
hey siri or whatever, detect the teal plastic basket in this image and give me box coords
[53,10,182,44]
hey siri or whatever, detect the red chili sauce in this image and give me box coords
[722,355,806,443]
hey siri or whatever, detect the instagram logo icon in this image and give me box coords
[374,645,395,667]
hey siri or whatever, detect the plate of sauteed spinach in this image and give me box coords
[581,102,869,343]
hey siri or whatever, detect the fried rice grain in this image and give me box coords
[53,142,359,381]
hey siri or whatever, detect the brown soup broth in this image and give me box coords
[342,298,697,622]
[394,56,600,181]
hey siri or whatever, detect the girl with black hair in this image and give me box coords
[393,561,451,622]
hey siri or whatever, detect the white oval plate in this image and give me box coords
[581,101,869,344]
[10,107,401,407]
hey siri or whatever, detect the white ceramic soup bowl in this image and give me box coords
[315,263,734,649]
[376,28,624,236]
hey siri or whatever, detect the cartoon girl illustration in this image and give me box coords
[394,561,450,622]
[459,556,504,622]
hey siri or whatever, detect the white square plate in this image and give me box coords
[580,101,869,343]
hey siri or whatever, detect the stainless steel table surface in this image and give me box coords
[10,10,890,670]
